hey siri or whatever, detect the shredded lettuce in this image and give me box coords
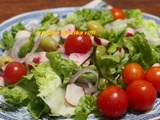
[66,9,113,31]
[125,9,159,40]
[46,51,81,85]
[36,12,59,31]
[74,95,98,120]
[0,22,26,49]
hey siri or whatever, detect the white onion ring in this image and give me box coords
[69,68,98,94]
[12,38,29,63]
[11,34,40,63]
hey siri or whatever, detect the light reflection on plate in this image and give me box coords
[0,7,160,120]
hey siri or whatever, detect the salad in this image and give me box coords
[0,8,160,120]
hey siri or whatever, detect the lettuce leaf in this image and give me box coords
[46,51,81,85]
[18,32,36,58]
[74,95,98,120]
[32,63,75,117]
[36,12,59,31]
[125,9,160,40]
[0,22,26,49]
[66,9,113,31]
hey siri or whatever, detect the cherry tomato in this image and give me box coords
[145,66,160,94]
[97,86,128,118]
[4,62,27,85]
[122,63,145,85]
[126,80,157,112]
[64,34,92,54]
[110,8,125,20]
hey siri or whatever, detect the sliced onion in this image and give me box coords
[12,38,29,63]
[12,34,40,63]
[70,68,98,83]
[69,68,98,94]
[31,34,40,53]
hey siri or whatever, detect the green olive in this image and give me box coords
[96,45,106,56]
[87,20,104,36]
[40,36,58,52]
[0,56,14,67]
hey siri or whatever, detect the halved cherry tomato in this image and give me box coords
[126,80,157,112]
[110,8,125,20]
[145,66,160,94]
[97,86,128,118]
[122,63,145,85]
[64,34,92,54]
[4,62,27,85]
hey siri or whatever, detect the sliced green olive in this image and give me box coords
[87,20,104,36]
[0,56,14,67]
[40,36,58,52]
[96,45,106,56]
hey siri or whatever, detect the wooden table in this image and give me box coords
[0,0,160,23]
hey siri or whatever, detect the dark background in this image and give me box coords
[0,0,160,23]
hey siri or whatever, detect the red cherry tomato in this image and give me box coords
[110,8,125,20]
[97,86,128,118]
[122,63,145,85]
[64,34,92,54]
[126,80,157,112]
[4,62,27,85]
[145,66,160,94]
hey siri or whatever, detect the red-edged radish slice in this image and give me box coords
[152,63,160,67]
[65,83,85,107]
[38,51,48,62]
[69,52,90,66]
[114,48,125,59]
[60,24,76,39]
[90,36,110,46]
[0,75,4,87]
[15,30,31,41]
[57,45,65,53]
[125,27,134,37]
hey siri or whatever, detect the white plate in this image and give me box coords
[0,7,160,120]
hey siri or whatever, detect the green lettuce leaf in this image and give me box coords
[1,31,14,49]
[11,22,26,37]
[46,51,81,85]
[32,62,75,117]
[36,12,59,31]
[27,97,50,119]
[74,95,98,120]
[18,32,36,58]
[66,9,113,31]
[0,22,26,49]
[123,32,158,70]
[125,9,159,40]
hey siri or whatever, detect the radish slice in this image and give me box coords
[15,30,31,41]
[152,63,160,67]
[69,52,90,66]
[57,45,65,53]
[90,36,110,46]
[114,48,125,59]
[0,75,4,87]
[60,24,76,39]
[125,27,135,37]
[65,83,85,107]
